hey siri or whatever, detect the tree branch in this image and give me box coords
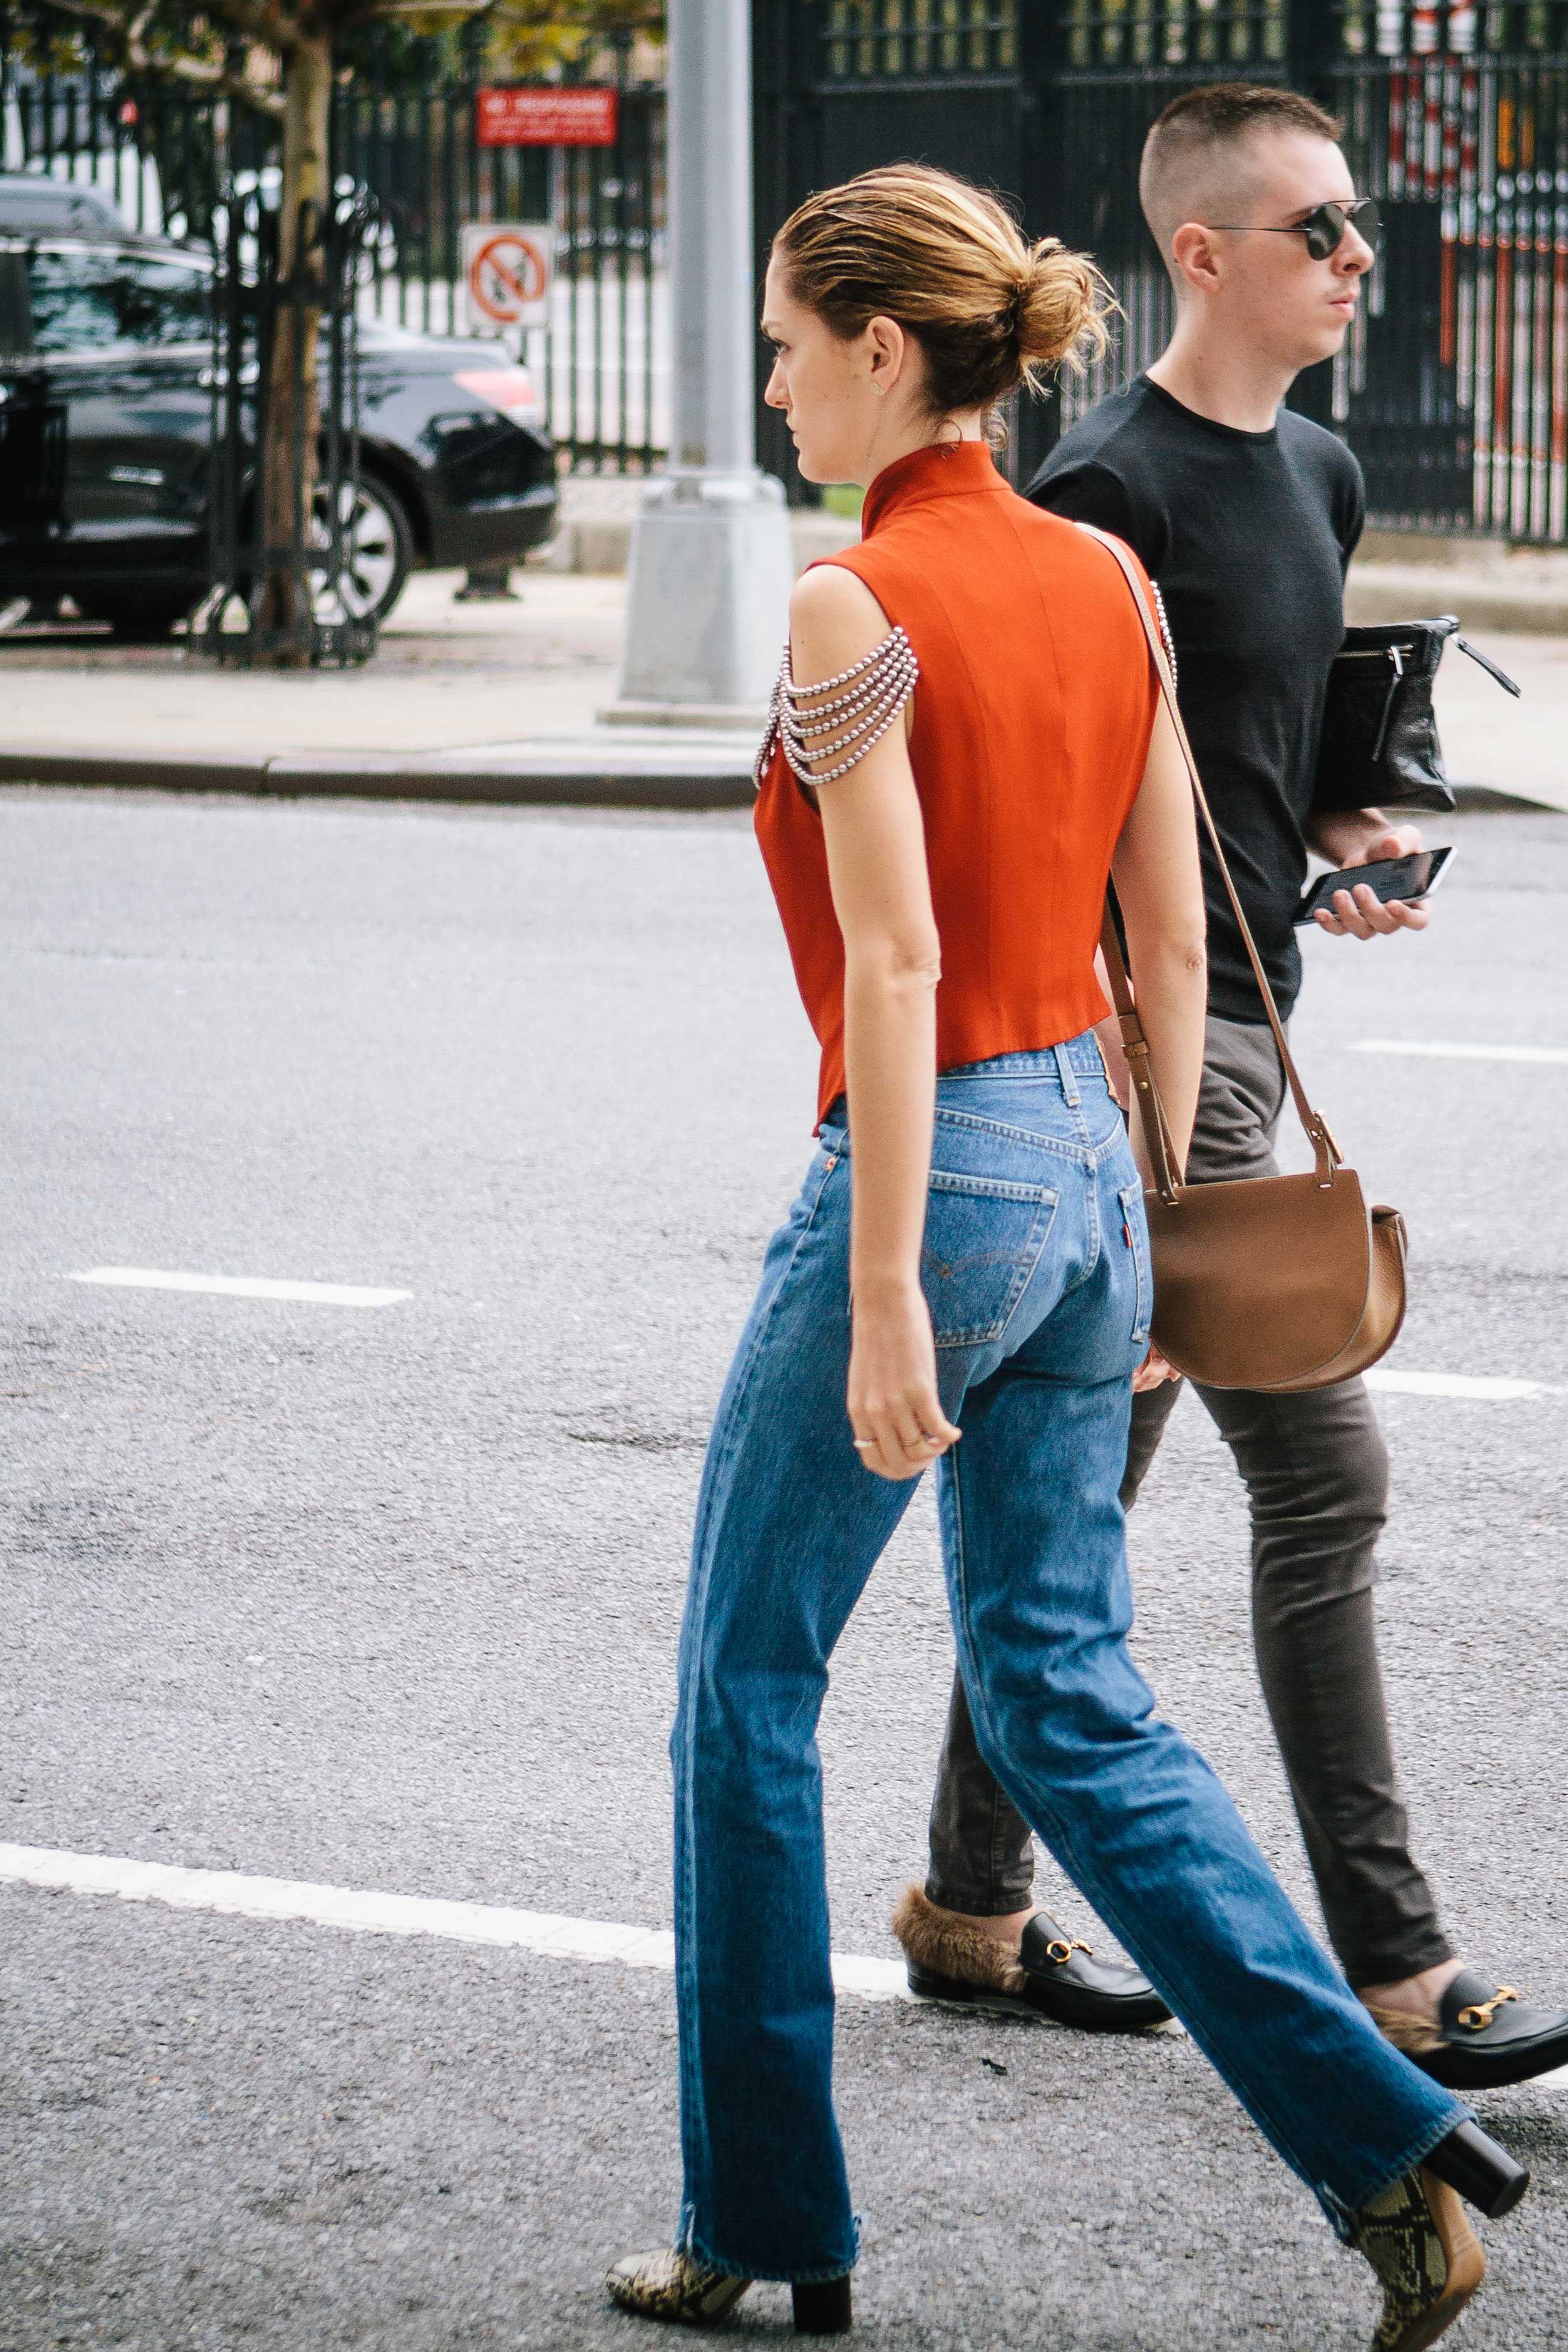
[44,0,301,66]
[36,0,138,34]
[140,46,287,114]
[199,0,311,58]
[42,0,291,108]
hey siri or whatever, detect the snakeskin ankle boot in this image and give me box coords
[605,2248,752,2326]
[1350,2168,1485,2352]
[605,2248,852,2334]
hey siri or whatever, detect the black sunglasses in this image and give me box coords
[1207,197,1381,261]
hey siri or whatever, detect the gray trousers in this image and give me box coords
[926,1013,1453,1989]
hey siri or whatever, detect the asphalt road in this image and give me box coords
[4,785,1567,2352]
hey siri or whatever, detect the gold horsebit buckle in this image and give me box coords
[1043,1937,1092,1966]
[1458,1986,1520,2032]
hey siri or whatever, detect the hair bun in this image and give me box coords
[1013,237,1113,381]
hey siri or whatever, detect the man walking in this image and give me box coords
[893,81,1568,2089]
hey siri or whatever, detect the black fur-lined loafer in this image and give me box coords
[892,1884,1172,2031]
[1016,1912,1174,2032]
[1366,1967,1568,2090]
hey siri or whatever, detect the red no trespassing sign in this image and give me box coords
[475,87,619,148]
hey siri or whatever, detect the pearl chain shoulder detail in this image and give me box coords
[755,626,920,788]
[1151,582,1177,693]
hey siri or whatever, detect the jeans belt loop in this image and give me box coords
[1053,1041,1080,1107]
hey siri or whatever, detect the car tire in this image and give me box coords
[312,472,414,627]
[76,589,195,641]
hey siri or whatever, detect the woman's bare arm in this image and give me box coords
[789,562,960,1484]
[1109,692,1208,1186]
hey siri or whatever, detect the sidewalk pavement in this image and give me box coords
[1,559,1564,814]
[0,577,755,809]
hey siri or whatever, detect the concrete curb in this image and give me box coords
[0,747,758,811]
[2,747,1561,815]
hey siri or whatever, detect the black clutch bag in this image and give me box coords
[1312,616,1520,817]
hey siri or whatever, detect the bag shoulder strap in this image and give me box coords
[1076,520,1341,1195]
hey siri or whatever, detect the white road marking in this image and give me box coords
[1366,1370,1563,1401]
[1353,1038,1568,1066]
[67,1269,411,1308]
[0,1844,909,2000]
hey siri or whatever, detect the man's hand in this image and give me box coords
[1133,1343,1181,1393]
[1310,820,1430,942]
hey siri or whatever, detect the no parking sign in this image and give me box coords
[460,222,553,334]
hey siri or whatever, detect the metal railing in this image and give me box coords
[816,1,1021,78]
[1328,56,1568,535]
[195,190,378,668]
[765,0,1568,536]
[1053,46,1568,536]
[0,29,666,475]
[0,366,66,530]
[333,73,666,473]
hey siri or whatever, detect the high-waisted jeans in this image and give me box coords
[925,1013,1452,1988]
[671,1038,1465,2283]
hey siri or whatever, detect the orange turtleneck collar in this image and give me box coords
[859,438,1007,538]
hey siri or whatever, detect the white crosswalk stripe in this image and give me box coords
[1354,1039,1568,1066]
[0,1843,908,1999]
[67,1268,411,1307]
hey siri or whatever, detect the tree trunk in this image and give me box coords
[259,31,331,664]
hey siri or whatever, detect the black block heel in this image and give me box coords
[793,2276,852,2334]
[1424,2120,1531,2219]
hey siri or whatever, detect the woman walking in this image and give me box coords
[607,165,1525,2348]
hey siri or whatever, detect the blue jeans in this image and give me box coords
[671,1038,1465,2282]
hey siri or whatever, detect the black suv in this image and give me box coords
[0,173,559,634]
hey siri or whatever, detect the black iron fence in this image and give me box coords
[1326,56,1568,537]
[0,31,666,474]
[758,0,1568,540]
[9,10,1568,533]
[332,72,665,473]
[195,190,379,668]
[0,360,64,530]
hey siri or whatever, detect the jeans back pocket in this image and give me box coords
[923,1169,1059,1349]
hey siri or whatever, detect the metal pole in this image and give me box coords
[604,0,793,726]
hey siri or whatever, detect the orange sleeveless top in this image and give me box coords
[754,439,1162,1126]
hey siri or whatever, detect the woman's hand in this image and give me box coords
[849,1281,962,1481]
[1132,1342,1180,1393]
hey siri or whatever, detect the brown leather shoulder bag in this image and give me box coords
[1080,522,1408,1394]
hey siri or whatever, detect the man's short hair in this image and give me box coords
[1140,83,1344,274]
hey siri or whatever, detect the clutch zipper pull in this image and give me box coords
[1455,636,1523,696]
[1369,644,1403,765]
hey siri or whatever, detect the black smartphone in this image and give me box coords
[1295,846,1453,926]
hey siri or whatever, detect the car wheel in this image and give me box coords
[76,589,195,641]
[311,473,413,626]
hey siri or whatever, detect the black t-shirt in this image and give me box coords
[1025,374,1364,1024]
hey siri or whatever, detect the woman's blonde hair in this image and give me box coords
[772,163,1113,418]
